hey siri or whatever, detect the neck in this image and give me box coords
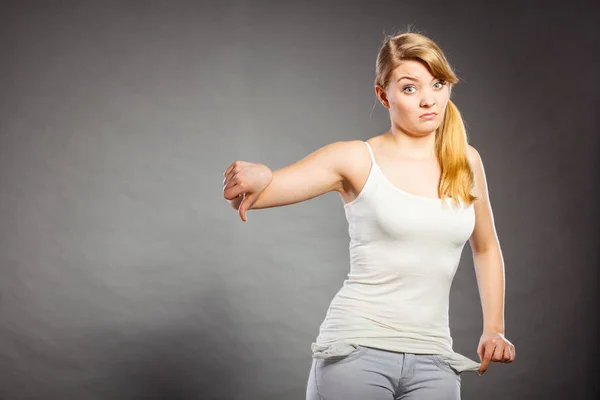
[385,128,437,160]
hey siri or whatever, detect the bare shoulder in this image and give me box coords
[466,144,487,199]
[295,139,367,168]
[312,139,367,169]
[328,139,371,176]
[466,144,482,165]
[325,139,368,155]
[330,139,374,201]
[466,144,484,179]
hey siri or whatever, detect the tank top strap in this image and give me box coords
[363,141,376,166]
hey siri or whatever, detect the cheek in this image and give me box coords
[438,90,450,105]
[391,95,416,114]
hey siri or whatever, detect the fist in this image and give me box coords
[223,160,272,222]
[477,332,515,375]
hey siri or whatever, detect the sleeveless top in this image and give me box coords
[310,141,481,373]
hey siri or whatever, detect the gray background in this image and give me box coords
[0,1,598,399]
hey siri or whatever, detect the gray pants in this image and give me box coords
[306,346,462,400]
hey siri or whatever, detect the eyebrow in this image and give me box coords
[397,76,438,82]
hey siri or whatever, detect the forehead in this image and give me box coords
[391,60,434,81]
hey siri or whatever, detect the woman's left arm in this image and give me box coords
[467,145,516,376]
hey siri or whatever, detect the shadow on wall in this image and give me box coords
[94,295,244,400]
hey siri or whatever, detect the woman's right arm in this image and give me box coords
[223,140,361,221]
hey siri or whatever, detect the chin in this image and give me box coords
[417,122,442,132]
[395,122,439,136]
[411,125,440,136]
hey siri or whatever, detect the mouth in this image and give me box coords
[420,112,437,119]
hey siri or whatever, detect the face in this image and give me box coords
[376,60,450,137]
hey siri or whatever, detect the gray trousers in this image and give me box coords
[306,346,462,400]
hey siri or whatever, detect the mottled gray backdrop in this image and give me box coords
[0,1,598,399]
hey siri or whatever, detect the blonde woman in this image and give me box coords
[223,32,515,399]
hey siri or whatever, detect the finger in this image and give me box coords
[503,346,512,363]
[223,170,247,198]
[493,344,505,362]
[223,173,240,191]
[223,181,243,200]
[222,174,233,189]
[477,342,484,361]
[224,160,247,178]
[239,193,254,222]
[479,343,495,375]
[223,164,233,178]
[224,161,240,177]
[223,168,239,187]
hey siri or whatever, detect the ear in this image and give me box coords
[375,85,390,109]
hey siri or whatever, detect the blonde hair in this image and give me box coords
[375,31,477,207]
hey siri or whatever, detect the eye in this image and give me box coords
[434,80,447,89]
[402,86,416,94]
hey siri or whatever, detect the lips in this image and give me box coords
[420,112,437,117]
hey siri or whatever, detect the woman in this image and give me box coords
[222,31,515,400]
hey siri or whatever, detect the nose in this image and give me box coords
[420,89,436,108]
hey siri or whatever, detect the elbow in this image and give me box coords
[471,241,501,257]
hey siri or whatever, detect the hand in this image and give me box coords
[223,160,273,222]
[477,332,515,375]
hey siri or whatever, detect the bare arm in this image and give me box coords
[250,141,355,209]
[223,140,361,220]
[467,145,505,334]
[467,145,515,374]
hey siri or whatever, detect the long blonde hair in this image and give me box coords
[375,31,477,207]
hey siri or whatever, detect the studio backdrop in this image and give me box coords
[0,1,598,399]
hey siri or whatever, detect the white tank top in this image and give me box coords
[311,141,481,373]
